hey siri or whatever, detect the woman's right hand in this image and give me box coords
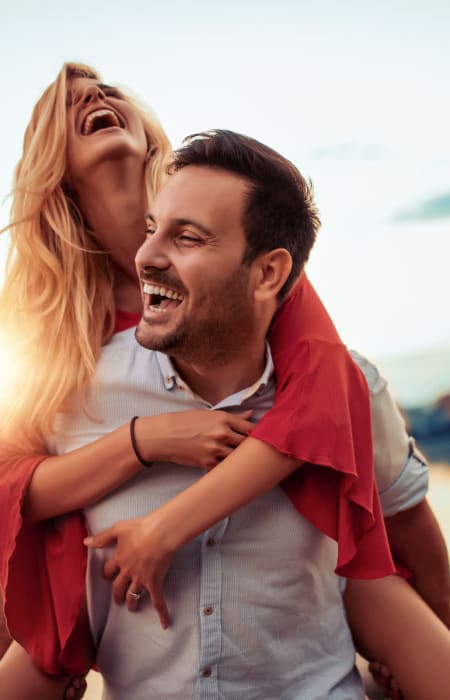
[133,410,254,469]
[22,409,254,523]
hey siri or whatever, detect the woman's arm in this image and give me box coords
[344,575,450,700]
[0,643,72,700]
[385,499,450,628]
[23,410,254,522]
[87,437,300,624]
[0,600,10,660]
[139,437,299,551]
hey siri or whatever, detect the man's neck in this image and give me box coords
[173,341,268,406]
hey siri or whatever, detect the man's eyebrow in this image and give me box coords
[145,213,214,238]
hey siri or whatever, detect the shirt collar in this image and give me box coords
[156,343,274,408]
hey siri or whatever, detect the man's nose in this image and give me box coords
[135,233,170,273]
[82,84,106,105]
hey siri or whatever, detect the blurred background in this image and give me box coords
[0,2,448,697]
[1,0,449,432]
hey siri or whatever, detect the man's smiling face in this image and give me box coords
[135,165,259,364]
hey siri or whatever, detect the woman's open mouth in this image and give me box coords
[81,108,125,135]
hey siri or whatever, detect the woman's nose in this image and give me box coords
[82,84,106,105]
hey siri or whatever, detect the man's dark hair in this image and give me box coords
[171,129,321,298]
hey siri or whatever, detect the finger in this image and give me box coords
[368,661,381,673]
[223,431,247,448]
[212,446,234,461]
[387,689,402,700]
[388,677,402,700]
[369,661,390,679]
[228,415,255,434]
[112,572,131,605]
[378,664,391,679]
[213,409,253,435]
[103,558,121,580]
[84,527,117,549]
[234,409,253,419]
[126,579,144,612]
[370,669,390,687]
[148,583,170,630]
[215,409,252,420]
[205,447,234,470]
[372,675,390,694]
[369,665,390,693]
[64,675,87,700]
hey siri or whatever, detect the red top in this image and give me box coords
[0,274,394,675]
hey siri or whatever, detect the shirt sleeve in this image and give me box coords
[0,443,91,675]
[379,441,429,517]
[349,349,429,514]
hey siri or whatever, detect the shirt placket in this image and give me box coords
[197,517,228,700]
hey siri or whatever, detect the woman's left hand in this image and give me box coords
[84,516,173,629]
[64,675,87,700]
[368,661,403,700]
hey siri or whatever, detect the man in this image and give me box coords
[78,130,373,698]
[78,131,448,699]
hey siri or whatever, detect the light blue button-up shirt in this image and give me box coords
[49,329,365,699]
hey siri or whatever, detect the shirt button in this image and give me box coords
[206,537,215,547]
[203,606,214,616]
[202,668,212,678]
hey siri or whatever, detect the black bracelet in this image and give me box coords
[130,416,154,468]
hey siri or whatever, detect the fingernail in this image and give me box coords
[83,537,93,545]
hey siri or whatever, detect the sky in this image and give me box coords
[0,0,449,400]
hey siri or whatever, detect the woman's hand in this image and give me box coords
[134,409,254,469]
[64,675,87,700]
[368,661,403,700]
[85,514,175,629]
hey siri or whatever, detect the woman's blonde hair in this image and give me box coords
[0,62,172,450]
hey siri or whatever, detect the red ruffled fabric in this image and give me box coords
[0,310,137,674]
[252,274,394,578]
[0,281,394,675]
[0,448,90,675]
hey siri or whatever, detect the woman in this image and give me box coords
[0,62,254,697]
[0,63,449,700]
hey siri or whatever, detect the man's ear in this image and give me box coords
[252,248,292,302]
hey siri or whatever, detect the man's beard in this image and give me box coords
[135,267,254,366]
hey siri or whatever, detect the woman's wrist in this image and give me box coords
[130,414,168,464]
[129,417,154,468]
[142,506,186,554]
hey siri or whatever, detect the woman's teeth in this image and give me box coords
[82,109,121,135]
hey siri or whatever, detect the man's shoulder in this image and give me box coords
[349,349,387,396]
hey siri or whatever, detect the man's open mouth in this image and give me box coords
[81,108,124,135]
[143,283,184,313]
